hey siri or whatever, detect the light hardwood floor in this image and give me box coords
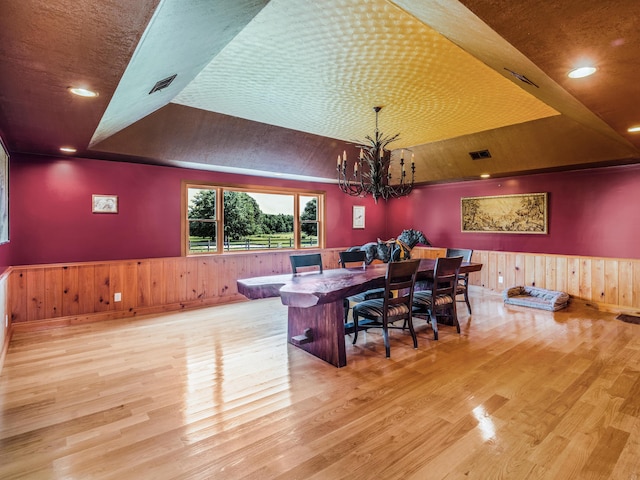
[1,288,639,479]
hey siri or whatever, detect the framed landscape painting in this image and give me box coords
[0,139,8,244]
[461,192,548,234]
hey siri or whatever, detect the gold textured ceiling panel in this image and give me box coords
[173,0,559,149]
[404,115,640,184]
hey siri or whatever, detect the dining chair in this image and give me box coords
[339,250,388,323]
[446,248,473,314]
[412,255,463,340]
[290,253,323,274]
[352,259,421,358]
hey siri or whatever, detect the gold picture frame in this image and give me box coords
[92,194,118,214]
[352,205,365,229]
[461,192,547,234]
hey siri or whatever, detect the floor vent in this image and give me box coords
[469,149,492,160]
[149,74,177,94]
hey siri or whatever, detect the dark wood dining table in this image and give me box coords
[237,258,483,367]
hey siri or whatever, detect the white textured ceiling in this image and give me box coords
[173,0,559,148]
[90,0,270,146]
[94,0,560,152]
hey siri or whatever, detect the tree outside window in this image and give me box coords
[184,183,324,254]
[300,197,318,247]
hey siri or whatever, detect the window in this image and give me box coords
[183,182,325,255]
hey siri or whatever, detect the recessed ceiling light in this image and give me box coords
[480,174,491,179]
[568,66,597,78]
[628,126,640,133]
[60,147,77,153]
[68,87,98,97]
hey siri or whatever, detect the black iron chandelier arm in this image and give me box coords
[336,106,416,203]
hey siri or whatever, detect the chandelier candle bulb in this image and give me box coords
[337,155,341,167]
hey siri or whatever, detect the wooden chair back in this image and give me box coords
[290,253,323,274]
[446,248,473,313]
[339,250,366,268]
[446,248,473,263]
[432,256,463,298]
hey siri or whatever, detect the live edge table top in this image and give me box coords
[237,259,483,308]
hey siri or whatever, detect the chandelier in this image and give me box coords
[336,106,415,203]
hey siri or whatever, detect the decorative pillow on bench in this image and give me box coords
[503,286,570,311]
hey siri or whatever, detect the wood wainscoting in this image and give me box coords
[469,250,640,314]
[8,250,342,332]
[0,269,9,372]
[6,248,640,334]
[409,246,447,259]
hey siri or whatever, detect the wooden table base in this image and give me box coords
[288,300,347,367]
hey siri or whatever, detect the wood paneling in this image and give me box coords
[0,271,9,374]
[7,248,640,332]
[469,250,640,314]
[410,246,447,259]
[8,250,342,331]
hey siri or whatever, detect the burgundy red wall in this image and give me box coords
[0,243,10,273]
[7,154,387,265]
[5,154,640,266]
[386,164,640,259]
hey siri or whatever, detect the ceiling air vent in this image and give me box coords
[149,74,177,94]
[504,68,539,88]
[469,149,492,160]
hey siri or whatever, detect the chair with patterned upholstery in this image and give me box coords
[339,250,388,323]
[352,259,421,358]
[446,248,473,314]
[289,253,323,274]
[412,255,463,340]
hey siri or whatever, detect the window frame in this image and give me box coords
[181,180,326,255]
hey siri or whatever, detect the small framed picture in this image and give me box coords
[353,205,365,229]
[92,194,118,214]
